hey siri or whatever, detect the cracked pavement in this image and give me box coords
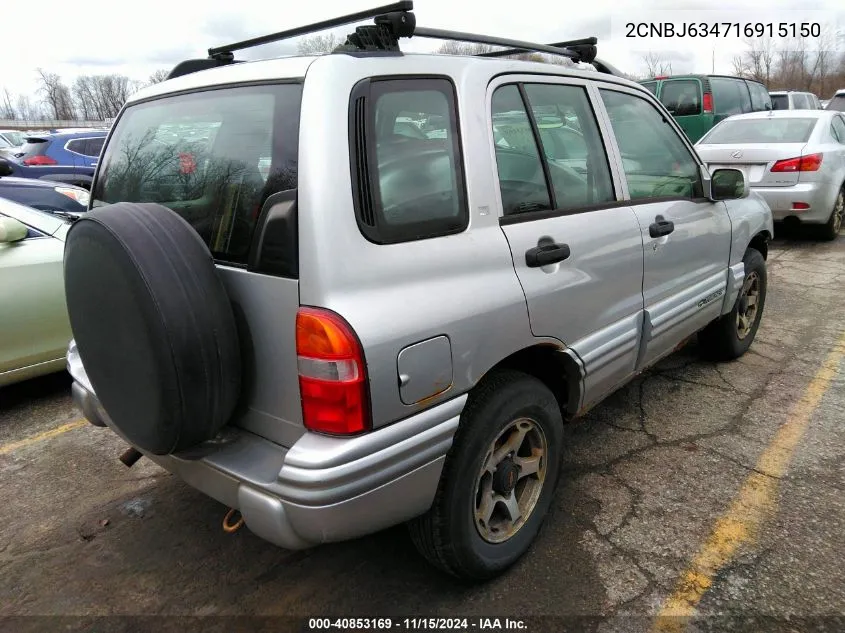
[1,231,844,632]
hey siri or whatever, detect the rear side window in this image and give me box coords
[770,94,788,110]
[659,80,701,116]
[792,93,810,109]
[828,95,845,112]
[350,77,467,244]
[711,77,751,115]
[700,118,817,144]
[83,137,104,157]
[748,83,771,111]
[600,89,703,200]
[92,84,301,266]
[831,116,845,144]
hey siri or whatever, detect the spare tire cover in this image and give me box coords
[64,202,241,455]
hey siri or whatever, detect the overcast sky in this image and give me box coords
[3,0,843,102]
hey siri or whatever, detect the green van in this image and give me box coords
[639,75,772,142]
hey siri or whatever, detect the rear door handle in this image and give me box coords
[649,215,675,238]
[525,238,571,268]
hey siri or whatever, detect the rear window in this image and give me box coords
[659,80,701,116]
[92,84,302,265]
[700,117,817,144]
[770,94,788,110]
[826,95,845,112]
[19,138,50,157]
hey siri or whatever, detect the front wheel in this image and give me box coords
[408,370,563,580]
[698,248,767,361]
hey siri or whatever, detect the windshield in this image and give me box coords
[699,117,817,144]
[92,83,302,265]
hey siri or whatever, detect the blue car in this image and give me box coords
[7,130,108,189]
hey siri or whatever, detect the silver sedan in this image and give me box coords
[695,110,845,240]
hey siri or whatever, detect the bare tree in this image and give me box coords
[1,89,15,119]
[71,74,134,120]
[436,41,495,56]
[147,69,170,85]
[37,69,75,119]
[297,33,342,55]
[641,51,672,78]
[16,94,41,120]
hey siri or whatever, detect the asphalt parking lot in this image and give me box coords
[1,229,844,633]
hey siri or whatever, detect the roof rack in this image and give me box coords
[166,1,624,79]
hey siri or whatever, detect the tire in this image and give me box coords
[408,370,563,580]
[63,202,241,455]
[698,248,767,361]
[819,186,844,242]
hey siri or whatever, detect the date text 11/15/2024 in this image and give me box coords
[307,618,528,630]
[625,21,822,38]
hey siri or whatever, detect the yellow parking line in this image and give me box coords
[0,418,87,455]
[653,330,845,633]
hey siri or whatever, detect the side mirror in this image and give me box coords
[0,158,14,177]
[0,217,28,243]
[709,168,747,201]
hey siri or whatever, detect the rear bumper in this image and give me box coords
[68,342,464,550]
[752,182,834,224]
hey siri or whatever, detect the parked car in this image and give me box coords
[696,109,845,240]
[826,89,845,112]
[0,130,25,158]
[0,197,74,387]
[7,130,107,189]
[639,74,772,142]
[63,5,773,581]
[769,90,823,110]
[0,160,89,216]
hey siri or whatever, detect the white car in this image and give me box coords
[696,109,845,239]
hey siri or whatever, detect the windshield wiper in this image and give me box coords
[51,210,82,223]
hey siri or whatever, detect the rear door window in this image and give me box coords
[659,79,701,116]
[92,84,302,265]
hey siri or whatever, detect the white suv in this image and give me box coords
[770,90,823,110]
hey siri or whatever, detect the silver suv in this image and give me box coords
[64,2,773,580]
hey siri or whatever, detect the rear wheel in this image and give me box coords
[819,186,844,241]
[698,248,767,361]
[408,370,563,580]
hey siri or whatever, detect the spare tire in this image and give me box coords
[64,202,241,455]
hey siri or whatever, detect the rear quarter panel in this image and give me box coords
[296,56,552,429]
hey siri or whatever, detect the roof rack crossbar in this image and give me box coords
[475,37,597,60]
[207,0,413,59]
[412,27,581,62]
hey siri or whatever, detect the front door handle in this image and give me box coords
[525,238,571,268]
[649,215,675,238]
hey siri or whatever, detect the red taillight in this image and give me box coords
[703,93,713,113]
[296,307,369,435]
[654,75,668,80]
[771,153,823,173]
[22,155,58,166]
[792,202,810,210]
